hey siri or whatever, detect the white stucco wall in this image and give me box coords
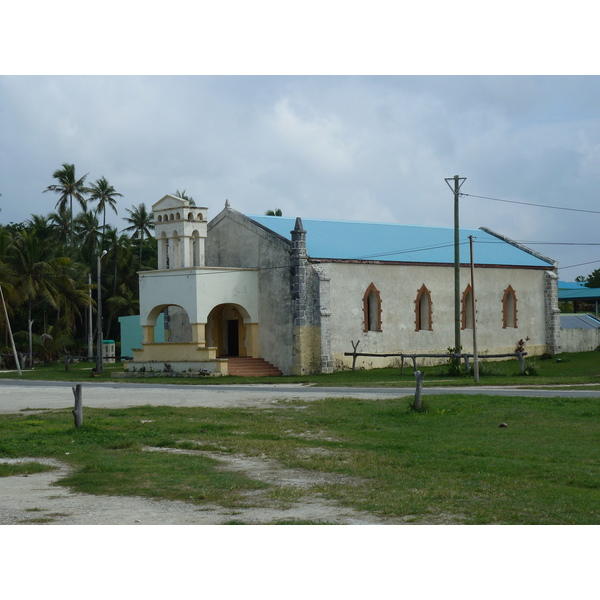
[320,261,550,368]
[139,267,259,326]
[560,328,600,353]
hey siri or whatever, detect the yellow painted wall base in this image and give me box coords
[132,342,218,362]
[291,325,321,375]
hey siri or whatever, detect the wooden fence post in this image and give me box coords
[72,384,83,428]
[414,370,424,410]
[351,340,360,371]
[518,352,525,374]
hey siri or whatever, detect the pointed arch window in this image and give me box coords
[461,284,474,330]
[415,285,433,331]
[363,283,382,332]
[502,285,518,328]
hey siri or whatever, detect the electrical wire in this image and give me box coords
[461,192,600,215]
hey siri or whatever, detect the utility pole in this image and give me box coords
[87,273,93,360]
[0,284,21,376]
[96,250,108,374]
[469,235,479,383]
[445,175,466,353]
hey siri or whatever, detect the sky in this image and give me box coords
[2,75,600,279]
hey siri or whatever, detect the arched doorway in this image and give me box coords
[207,303,254,357]
[144,304,193,343]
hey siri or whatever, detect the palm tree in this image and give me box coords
[122,203,154,261]
[43,163,90,256]
[48,206,72,251]
[73,209,102,264]
[101,226,135,339]
[26,214,55,241]
[0,229,17,344]
[266,208,283,216]
[52,259,93,339]
[174,189,195,206]
[8,229,67,367]
[88,176,123,250]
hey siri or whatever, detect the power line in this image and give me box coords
[476,240,600,247]
[461,193,600,215]
[559,259,600,270]
[350,240,469,261]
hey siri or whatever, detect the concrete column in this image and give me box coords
[244,322,259,358]
[142,325,155,343]
[191,323,206,347]
[181,236,191,268]
[157,237,167,270]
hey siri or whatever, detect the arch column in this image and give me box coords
[244,321,259,358]
[191,322,206,346]
[142,325,155,343]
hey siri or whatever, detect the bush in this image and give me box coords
[444,346,463,377]
[520,360,540,376]
[475,362,507,377]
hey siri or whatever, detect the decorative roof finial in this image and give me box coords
[225,199,230,209]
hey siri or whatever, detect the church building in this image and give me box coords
[126,195,560,376]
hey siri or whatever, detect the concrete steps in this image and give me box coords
[226,357,282,377]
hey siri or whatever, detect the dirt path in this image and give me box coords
[0,453,400,525]
[0,382,409,525]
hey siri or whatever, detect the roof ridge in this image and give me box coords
[249,214,486,232]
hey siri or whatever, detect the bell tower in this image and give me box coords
[152,195,208,270]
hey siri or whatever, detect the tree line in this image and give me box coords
[576,269,600,289]
[0,163,157,368]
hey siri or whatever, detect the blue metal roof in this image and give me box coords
[560,314,600,329]
[558,287,600,301]
[248,215,555,268]
[558,280,587,290]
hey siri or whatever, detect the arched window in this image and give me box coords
[415,285,432,331]
[362,283,382,332]
[461,284,474,330]
[502,285,517,328]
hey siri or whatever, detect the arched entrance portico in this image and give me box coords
[142,303,205,346]
[207,303,258,358]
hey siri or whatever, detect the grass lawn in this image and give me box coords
[1,394,599,524]
[1,350,600,387]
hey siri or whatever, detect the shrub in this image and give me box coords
[445,346,463,377]
[520,360,540,376]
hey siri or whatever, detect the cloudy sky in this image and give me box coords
[2,75,599,279]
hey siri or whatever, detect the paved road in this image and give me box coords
[1,379,600,413]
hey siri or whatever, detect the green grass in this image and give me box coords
[2,350,600,388]
[0,461,57,477]
[1,396,599,524]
